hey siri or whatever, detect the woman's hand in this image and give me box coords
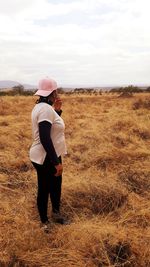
[54,97,62,111]
[54,163,63,176]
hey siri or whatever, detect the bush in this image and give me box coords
[0,85,36,96]
[110,85,143,93]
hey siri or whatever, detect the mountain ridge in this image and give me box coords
[0,80,37,90]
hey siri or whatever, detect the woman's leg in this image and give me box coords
[49,174,62,213]
[32,156,63,222]
[32,161,49,223]
[48,156,62,213]
[41,156,62,213]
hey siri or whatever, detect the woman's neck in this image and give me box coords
[36,96,53,105]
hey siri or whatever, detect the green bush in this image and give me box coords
[0,85,36,96]
[110,85,143,93]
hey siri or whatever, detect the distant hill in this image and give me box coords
[23,84,37,90]
[0,80,37,90]
[0,80,20,89]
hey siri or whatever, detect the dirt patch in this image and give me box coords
[106,241,132,266]
[64,185,128,216]
[118,168,150,195]
[0,121,9,126]
[84,236,134,267]
[93,151,149,171]
[132,128,150,140]
[132,98,150,110]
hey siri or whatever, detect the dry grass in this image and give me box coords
[0,93,150,267]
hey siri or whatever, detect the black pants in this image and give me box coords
[32,155,62,223]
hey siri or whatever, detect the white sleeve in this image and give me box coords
[37,106,54,124]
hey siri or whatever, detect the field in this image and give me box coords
[0,93,150,267]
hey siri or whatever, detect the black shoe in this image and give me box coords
[51,212,70,225]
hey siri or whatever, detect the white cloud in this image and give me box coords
[0,0,150,86]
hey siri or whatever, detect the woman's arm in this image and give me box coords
[54,98,62,116]
[39,121,59,166]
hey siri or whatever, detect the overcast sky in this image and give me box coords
[0,0,150,87]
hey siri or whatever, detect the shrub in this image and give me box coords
[132,98,150,110]
[110,85,143,93]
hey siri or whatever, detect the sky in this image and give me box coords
[0,0,150,87]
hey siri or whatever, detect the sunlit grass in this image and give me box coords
[0,93,150,266]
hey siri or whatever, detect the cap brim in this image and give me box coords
[34,89,54,97]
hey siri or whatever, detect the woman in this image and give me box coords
[29,78,67,231]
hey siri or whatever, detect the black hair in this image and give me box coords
[36,95,53,105]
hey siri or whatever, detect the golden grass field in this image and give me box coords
[0,93,150,267]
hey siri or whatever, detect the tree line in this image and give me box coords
[0,84,150,96]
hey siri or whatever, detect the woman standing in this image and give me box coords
[29,78,67,231]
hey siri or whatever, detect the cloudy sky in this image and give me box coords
[0,0,150,87]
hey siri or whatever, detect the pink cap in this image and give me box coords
[34,78,57,97]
